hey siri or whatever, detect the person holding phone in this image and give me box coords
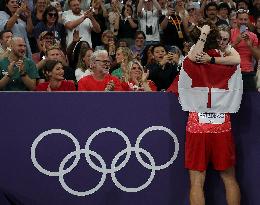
[0,0,33,58]
[159,1,187,50]
[230,9,258,90]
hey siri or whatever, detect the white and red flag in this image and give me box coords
[178,54,243,113]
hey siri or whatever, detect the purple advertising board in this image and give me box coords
[0,92,259,205]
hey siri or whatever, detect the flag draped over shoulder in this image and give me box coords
[178,56,243,113]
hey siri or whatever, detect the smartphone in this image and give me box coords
[240,25,247,33]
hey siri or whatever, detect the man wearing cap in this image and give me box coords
[32,31,56,64]
[0,37,39,91]
[230,9,258,89]
[62,0,101,48]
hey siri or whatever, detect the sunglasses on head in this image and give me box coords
[48,12,58,17]
[236,9,249,14]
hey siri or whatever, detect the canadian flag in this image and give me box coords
[178,55,243,113]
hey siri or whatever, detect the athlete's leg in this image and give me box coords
[220,167,240,205]
[189,170,206,205]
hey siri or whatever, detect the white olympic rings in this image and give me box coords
[31,126,179,196]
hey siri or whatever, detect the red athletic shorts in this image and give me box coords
[185,131,236,171]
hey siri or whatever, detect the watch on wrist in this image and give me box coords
[210,57,215,64]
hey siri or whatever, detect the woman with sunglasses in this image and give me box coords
[33,5,66,52]
[0,0,33,58]
[121,60,156,91]
[36,59,76,91]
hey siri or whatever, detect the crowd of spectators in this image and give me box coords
[0,0,259,91]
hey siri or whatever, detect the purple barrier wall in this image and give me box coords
[0,92,259,205]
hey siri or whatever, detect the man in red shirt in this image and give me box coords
[230,10,258,89]
[78,50,123,91]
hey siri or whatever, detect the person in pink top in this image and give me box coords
[78,50,123,91]
[230,9,258,89]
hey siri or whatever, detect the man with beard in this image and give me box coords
[78,50,122,91]
[0,37,39,91]
[204,2,229,27]
[62,0,101,47]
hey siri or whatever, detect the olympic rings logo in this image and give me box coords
[31,126,179,196]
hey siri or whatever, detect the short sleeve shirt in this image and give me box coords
[230,28,258,72]
[0,57,39,91]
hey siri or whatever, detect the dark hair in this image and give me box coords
[121,5,133,17]
[4,0,12,16]
[204,2,218,18]
[42,5,59,25]
[218,2,231,15]
[67,41,91,69]
[0,29,12,39]
[151,43,166,54]
[77,47,94,70]
[135,30,146,40]
[43,60,63,79]
[189,20,220,52]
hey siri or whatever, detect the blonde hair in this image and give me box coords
[117,47,134,64]
[125,59,144,82]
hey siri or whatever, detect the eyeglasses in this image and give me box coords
[48,13,58,17]
[217,37,229,42]
[237,9,249,14]
[187,8,195,12]
[95,59,111,65]
[132,66,142,71]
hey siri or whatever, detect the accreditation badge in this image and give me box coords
[198,113,225,124]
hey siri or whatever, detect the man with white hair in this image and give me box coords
[78,50,122,91]
[0,37,39,91]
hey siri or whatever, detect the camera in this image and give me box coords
[146,25,153,35]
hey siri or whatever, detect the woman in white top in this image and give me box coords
[75,47,94,82]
